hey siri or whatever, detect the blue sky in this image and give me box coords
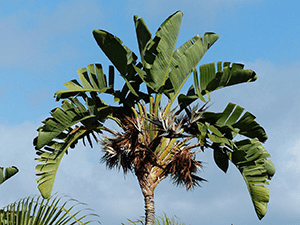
[0,0,300,224]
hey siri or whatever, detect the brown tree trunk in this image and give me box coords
[136,166,162,225]
[144,193,155,225]
[138,173,159,225]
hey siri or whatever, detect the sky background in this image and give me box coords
[0,0,299,224]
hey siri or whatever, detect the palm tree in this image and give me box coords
[34,11,275,225]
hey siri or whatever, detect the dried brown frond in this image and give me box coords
[100,116,141,173]
[101,114,159,177]
[165,147,206,189]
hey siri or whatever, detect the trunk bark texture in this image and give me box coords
[144,194,155,225]
[137,166,163,225]
[138,171,160,225]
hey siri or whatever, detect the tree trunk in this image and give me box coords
[144,193,155,225]
[136,167,161,225]
[138,175,158,225]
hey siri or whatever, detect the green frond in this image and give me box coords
[203,102,268,143]
[229,138,275,219]
[0,166,18,185]
[93,30,137,75]
[55,64,111,101]
[178,61,257,107]
[34,97,105,198]
[140,11,183,92]
[126,213,187,225]
[0,195,100,225]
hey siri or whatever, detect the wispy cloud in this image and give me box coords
[0,122,40,204]
[1,85,300,224]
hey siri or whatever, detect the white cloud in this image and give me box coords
[270,138,300,219]
[1,107,300,224]
[0,121,142,224]
[48,144,145,224]
[0,120,253,224]
[285,141,300,173]
[0,122,40,204]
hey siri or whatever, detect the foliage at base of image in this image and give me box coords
[0,195,100,225]
[0,165,100,225]
[125,213,187,225]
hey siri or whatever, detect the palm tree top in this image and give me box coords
[34,10,275,222]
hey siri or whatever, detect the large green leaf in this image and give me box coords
[93,20,151,103]
[55,63,146,109]
[134,11,219,100]
[34,97,104,198]
[0,166,18,185]
[35,98,97,149]
[178,62,257,108]
[213,146,229,173]
[35,127,87,198]
[93,30,137,75]
[185,102,273,219]
[0,195,100,224]
[178,100,272,219]
[55,64,111,101]
[229,138,275,219]
[199,61,257,95]
[142,11,183,92]
[203,102,268,143]
[133,15,153,68]
[177,85,202,110]
[168,32,219,101]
